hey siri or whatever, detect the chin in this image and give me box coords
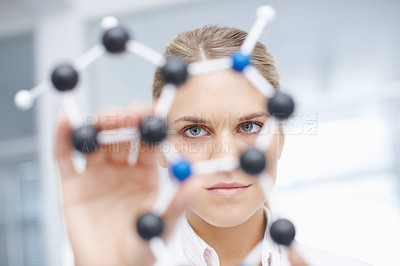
[190,202,263,228]
[203,215,252,228]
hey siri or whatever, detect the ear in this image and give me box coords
[277,130,285,160]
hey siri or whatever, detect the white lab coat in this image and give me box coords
[156,207,372,266]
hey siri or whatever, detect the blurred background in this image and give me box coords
[0,0,399,265]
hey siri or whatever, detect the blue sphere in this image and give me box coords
[231,52,251,72]
[171,160,192,181]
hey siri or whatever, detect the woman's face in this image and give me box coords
[159,69,284,228]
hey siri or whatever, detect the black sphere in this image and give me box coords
[102,26,130,53]
[161,56,188,86]
[270,218,296,246]
[51,64,79,92]
[240,148,266,175]
[268,92,295,120]
[71,124,99,154]
[136,213,164,241]
[139,116,167,145]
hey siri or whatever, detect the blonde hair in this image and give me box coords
[151,25,281,209]
[151,25,280,98]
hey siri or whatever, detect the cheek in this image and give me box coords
[264,135,280,180]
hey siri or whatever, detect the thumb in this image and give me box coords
[161,177,203,240]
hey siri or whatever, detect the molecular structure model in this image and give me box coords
[15,5,296,265]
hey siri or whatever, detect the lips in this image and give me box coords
[206,182,251,190]
[206,182,251,197]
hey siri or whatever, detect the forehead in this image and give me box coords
[168,69,267,120]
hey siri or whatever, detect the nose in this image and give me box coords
[209,129,240,161]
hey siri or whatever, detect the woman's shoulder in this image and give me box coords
[293,242,373,266]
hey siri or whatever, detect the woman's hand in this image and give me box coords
[55,106,200,266]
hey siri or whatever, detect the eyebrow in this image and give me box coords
[238,111,270,122]
[173,111,270,124]
[173,116,209,124]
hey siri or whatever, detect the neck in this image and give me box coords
[186,208,266,266]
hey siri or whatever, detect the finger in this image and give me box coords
[135,140,161,168]
[288,246,309,266]
[106,141,134,165]
[161,177,203,240]
[87,106,146,166]
[54,112,77,178]
[126,104,161,168]
[87,103,161,167]
[106,104,152,165]
[94,106,141,131]
[81,107,123,166]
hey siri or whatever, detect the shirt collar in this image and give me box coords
[181,214,219,265]
[181,206,282,266]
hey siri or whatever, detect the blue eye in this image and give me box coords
[238,122,261,134]
[183,126,207,137]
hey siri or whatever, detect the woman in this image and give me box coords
[55,25,371,265]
